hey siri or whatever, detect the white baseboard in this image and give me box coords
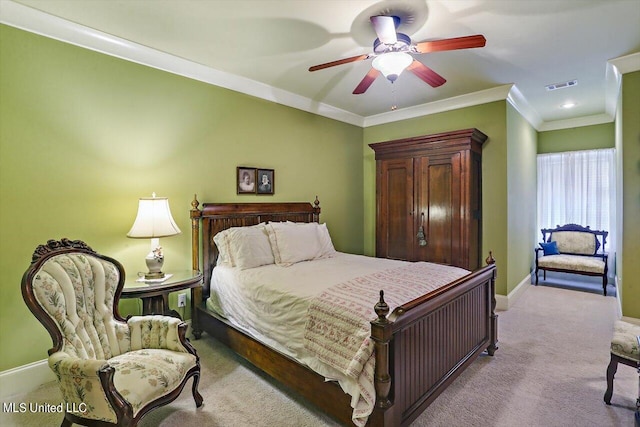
[496,274,531,311]
[0,359,56,399]
[0,320,193,399]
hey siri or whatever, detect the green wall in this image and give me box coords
[506,104,537,292]
[363,101,515,296]
[619,70,640,318]
[0,25,364,371]
[538,122,615,153]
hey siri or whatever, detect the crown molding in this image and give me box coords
[506,85,543,130]
[537,113,614,132]
[363,84,514,127]
[0,0,365,127]
[609,52,640,75]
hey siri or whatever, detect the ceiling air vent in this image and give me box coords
[545,79,578,91]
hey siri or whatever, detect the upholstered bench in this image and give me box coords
[534,224,609,295]
[604,320,640,405]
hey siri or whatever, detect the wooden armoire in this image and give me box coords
[369,128,487,270]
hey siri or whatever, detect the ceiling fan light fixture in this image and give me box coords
[372,52,413,82]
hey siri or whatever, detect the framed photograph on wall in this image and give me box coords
[256,169,274,195]
[237,167,256,194]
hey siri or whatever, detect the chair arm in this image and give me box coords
[48,352,122,423]
[49,352,108,377]
[127,315,194,354]
[534,247,544,259]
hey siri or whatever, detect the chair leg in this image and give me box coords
[604,354,618,404]
[192,373,203,408]
[535,267,539,285]
[603,276,607,296]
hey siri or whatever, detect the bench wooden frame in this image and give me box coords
[534,223,609,295]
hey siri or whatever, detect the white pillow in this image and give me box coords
[213,224,275,269]
[265,222,336,266]
[317,223,337,258]
[265,222,320,266]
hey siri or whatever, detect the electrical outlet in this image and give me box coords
[177,293,186,308]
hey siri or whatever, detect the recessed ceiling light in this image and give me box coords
[561,102,576,109]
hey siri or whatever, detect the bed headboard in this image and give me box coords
[190,195,321,296]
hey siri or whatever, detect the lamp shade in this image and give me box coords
[372,52,413,82]
[127,196,181,238]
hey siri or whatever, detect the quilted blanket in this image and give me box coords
[303,262,468,426]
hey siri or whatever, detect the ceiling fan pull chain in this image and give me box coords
[391,86,398,111]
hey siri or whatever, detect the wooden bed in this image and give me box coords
[189,196,498,427]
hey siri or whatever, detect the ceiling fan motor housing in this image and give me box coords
[373,33,411,54]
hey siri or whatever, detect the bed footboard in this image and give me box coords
[370,258,498,426]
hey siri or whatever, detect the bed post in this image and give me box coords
[190,195,203,339]
[312,196,321,223]
[485,251,498,356]
[190,195,201,272]
[370,290,393,422]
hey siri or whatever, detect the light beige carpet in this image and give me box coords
[2,284,637,426]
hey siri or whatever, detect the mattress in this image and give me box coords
[206,252,468,425]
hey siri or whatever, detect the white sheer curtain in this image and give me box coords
[537,148,616,274]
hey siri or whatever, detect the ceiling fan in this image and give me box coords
[309,15,486,94]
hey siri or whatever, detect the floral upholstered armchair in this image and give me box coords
[21,239,203,427]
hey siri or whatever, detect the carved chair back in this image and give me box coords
[21,239,130,359]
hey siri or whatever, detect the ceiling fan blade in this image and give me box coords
[407,61,446,87]
[309,54,370,72]
[353,68,380,94]
[370,15,398,45]
[415,34,486,54]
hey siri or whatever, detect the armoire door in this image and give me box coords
[376,158,414,260]
[370,128,487,270]
[415,152,462,265]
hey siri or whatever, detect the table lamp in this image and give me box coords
[127,193,181,279]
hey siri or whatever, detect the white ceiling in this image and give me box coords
[3,0,640,130]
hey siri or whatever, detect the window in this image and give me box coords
[537,148,616,273]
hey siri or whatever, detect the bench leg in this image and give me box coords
[604,354,618,404]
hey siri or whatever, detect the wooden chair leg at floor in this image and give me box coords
[604,354,618,404]
[605,352,639,405]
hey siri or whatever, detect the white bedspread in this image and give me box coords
[206,252,468,426]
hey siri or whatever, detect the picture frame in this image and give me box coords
[237,167,256,194]
[256,169,274,195]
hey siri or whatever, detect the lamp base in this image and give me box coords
[145,244,165,280]
[143,271,165,280]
